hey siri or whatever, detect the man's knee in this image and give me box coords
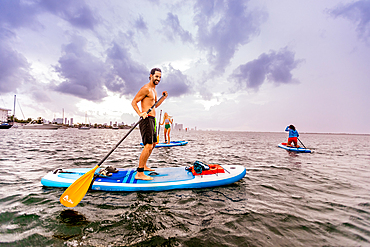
[144,143,153,149]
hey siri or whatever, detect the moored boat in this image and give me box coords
[0,122,13,129]
[21,123,61,130]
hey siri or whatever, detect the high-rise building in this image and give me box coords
[54,118,63,124]
[0,108,11,122]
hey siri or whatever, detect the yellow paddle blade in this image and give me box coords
[60,165,99,208]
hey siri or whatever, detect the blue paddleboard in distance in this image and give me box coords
[41,165,246,192]
[278,143,312,153]
[140,140,188,148]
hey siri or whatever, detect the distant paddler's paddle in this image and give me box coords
[60,93,166,208]
[297,137,307,149]
[157,110,162,143]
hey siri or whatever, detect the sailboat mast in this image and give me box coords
[13,95,16,124]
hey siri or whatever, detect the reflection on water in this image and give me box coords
[0,129,369,246]
[58,209,89,226]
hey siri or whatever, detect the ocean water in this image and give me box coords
[0,128,369,247]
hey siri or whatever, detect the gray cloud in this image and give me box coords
[0,1,40,94]
[161,13,193,43]
[0,0,98,30]
[54,37,188,101]
[53,36,109,101]
[106,42,149,96]
[134,15,148,33]
[194,0,267,73]
[0,37,32,93]
[39,0,99,30]
[0,0,40,29]
[157,65,191,97]
[329,0,370,42]
[230,48,302,91]
[0,0,99,96]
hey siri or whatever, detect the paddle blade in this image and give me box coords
[60,165,99,208]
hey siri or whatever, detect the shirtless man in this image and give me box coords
[131,68,167,180]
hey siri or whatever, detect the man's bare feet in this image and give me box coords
[144,166,155,171]
[135,172,153,180]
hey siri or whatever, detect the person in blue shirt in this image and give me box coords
[285,125,299,147]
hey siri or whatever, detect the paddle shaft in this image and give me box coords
[297,137,307,149]
[96,94,165,167]
[157,110,162,142]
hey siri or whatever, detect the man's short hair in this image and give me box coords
[150,68,161,76]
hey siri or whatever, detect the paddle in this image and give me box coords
[157,110,162,143]
[60,93,166,208]
[297,137,307,149]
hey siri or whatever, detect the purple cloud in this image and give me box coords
[329,0,370,42]
[39,0,99,30]
[230,48,302,91]
[0,41,32,93]
[0,0,40,29]
[134,15,148,33]
[105,42,149,96]
[0,0,100,96]
[194,0,267,73]
[53,36,109,101]
[157,65,191,97]
[0,0,98,30]
[161,13,193,43]
[0,26,34,93]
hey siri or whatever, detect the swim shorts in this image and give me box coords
[165,123,171,129]
[287,137,298,146]
[139,116,157,145]
[288,137,297,143]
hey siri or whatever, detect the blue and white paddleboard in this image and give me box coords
[278,143,312,153]
[140,140,188,148]
[41,165,246,192]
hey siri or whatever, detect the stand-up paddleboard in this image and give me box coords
[41,164,246,192]
[140,141,188,148]
[278,143,312,153]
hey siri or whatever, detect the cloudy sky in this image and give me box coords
[0,0,369,134]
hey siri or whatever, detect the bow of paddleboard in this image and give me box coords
[140,141,188,148]
[278,143,312,153]
[41,165,246,192]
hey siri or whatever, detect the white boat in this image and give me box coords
[21,123,61,130]
[78,112,91,130]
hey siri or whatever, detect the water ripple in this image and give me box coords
[0,129,370,246]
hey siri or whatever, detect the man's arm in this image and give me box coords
[155,91,168,108]
[131,87,149,118]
